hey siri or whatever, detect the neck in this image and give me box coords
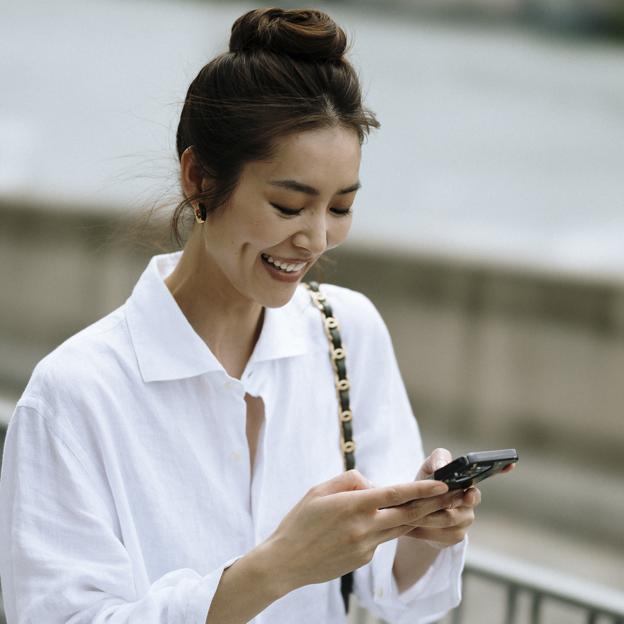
[164,234,264,379]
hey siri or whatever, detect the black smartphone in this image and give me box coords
[432,449,518,490]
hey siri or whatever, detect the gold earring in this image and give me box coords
[194,202,206,224]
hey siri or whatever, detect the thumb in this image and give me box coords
[418,448,452,479]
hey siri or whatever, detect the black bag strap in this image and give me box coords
[304,281,355,614]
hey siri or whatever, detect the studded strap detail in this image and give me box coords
[304,281,355,613]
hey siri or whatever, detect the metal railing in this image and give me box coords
[350,546,624,624]
[451,547,624,624]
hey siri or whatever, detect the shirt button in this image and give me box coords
[375,587,384,599]
[230,451,241,462]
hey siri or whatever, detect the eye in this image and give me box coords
[330,207,353,217]
[271,203,303,217]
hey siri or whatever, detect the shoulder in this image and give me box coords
[304,284,406,410]
[301,283,392,352]
[318,283,387,331]
[17,306,132,420]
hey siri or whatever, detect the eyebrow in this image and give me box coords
[268,179,361,196]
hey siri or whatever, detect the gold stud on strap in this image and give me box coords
[339,409,353,422]
[336,378,350,391]
[341,440,356,454]
[331,347,346,360]
[324,317,339,330]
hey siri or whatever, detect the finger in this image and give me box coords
[375,489,463,530]
[443,489,467,510]
[376,523,414,545]
[430,448,453,472]
[462,487,482,507]
[418,448,453,479]
[310,469,372,497]
[418,505,475,529]
[501,463,516,474]
[379,481,450,510]
[402,525,468,545]
[357,479,448,511]
[416,508,458,529]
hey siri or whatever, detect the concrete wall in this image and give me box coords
[331,245,624,469]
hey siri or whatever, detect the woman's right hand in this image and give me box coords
[262,469,457,593]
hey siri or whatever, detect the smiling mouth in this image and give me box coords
[260,253,308,274]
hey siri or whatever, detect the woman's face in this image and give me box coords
[198,125,362,308]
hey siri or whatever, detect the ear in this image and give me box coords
[180,146,208,200]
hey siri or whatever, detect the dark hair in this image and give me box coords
[171,7,380,246]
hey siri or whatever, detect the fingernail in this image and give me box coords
[433,482,448,494]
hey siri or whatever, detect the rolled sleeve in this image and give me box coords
[184,554,244,622]
[355,537,465,624]
[391,539,466,609]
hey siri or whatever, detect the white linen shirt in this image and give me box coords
[0,251,465,624]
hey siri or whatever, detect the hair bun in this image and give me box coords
[229,8,348,62]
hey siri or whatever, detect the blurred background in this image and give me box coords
[1,0,623,622]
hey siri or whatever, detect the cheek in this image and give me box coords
[328,218,353,247]
[254,217,300,246]
[240,217,296,255]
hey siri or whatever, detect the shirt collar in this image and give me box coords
[125,251,322,383]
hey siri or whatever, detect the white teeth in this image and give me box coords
[262,254,305,273]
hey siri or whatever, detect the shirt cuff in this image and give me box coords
[184,554,245,623]
[392,539,467,605]
[372,536,467,621]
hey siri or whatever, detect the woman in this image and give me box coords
[0,8,481,624]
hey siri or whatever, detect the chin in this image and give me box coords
[256,283,300,309]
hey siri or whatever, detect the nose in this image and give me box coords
[292,210,328,256]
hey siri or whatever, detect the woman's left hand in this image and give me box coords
[401,448,481,547]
